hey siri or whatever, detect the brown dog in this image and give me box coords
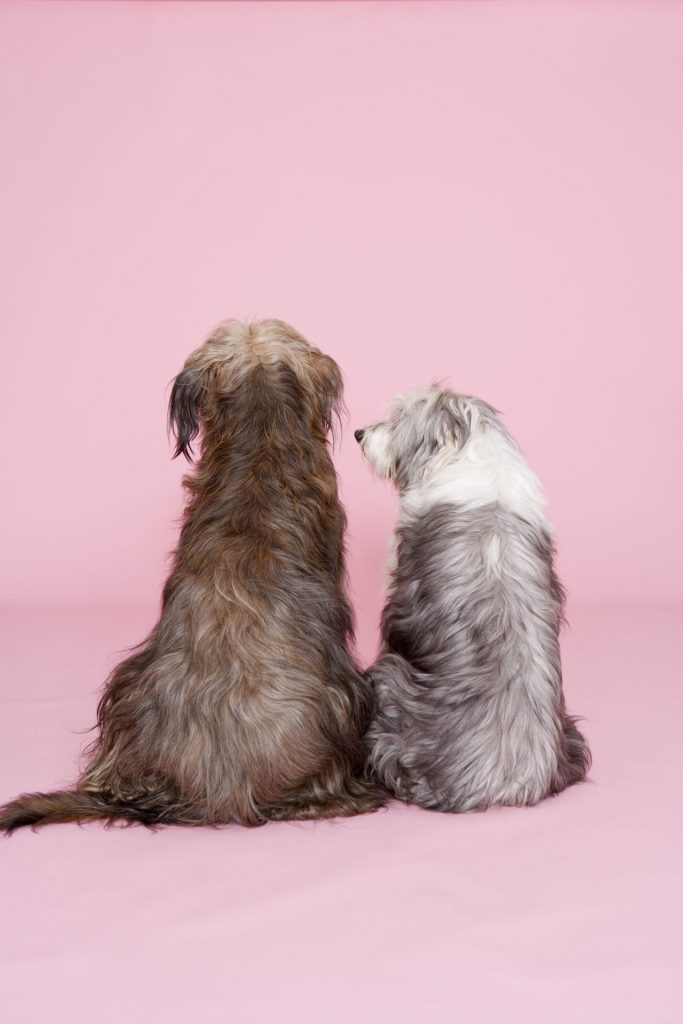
[0,320,381,832]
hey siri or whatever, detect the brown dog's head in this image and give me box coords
[168,319,344,460]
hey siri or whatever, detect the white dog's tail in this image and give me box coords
[560,715,592,786]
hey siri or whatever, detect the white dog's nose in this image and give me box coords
[354,429,365,443]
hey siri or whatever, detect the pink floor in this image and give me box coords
[0,605,681,1024]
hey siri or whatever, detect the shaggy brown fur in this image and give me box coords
[0,320,382,833]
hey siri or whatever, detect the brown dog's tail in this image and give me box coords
[0,789,165,835]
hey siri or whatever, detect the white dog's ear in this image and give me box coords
[425,391,472,452]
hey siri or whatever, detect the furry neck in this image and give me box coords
[403,426,549,528]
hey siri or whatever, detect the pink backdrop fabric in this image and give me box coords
[1,0,682,615]
[1,606,681,1024]
[1,3,682,1023]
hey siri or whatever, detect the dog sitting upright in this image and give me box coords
[355,385,590,811]
[1,319,381,833]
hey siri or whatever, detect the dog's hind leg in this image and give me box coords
[364,653,418,800]
[263,772,385,821]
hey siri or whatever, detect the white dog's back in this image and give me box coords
[358,387,590,810]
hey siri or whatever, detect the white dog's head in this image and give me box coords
[354,386,500,491]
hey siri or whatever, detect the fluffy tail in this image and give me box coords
[0,789,166,835]
[562,715,592,786]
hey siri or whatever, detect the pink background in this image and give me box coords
[2,0,682,630]
[1,4,681,1023]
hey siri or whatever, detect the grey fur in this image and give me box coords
[357,387,591,811]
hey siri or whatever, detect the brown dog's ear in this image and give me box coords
[168,366,209,461]
[304,350,345,436]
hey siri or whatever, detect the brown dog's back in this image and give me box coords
[0,320,381,833]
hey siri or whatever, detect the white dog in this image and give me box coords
[355,386,590,811]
